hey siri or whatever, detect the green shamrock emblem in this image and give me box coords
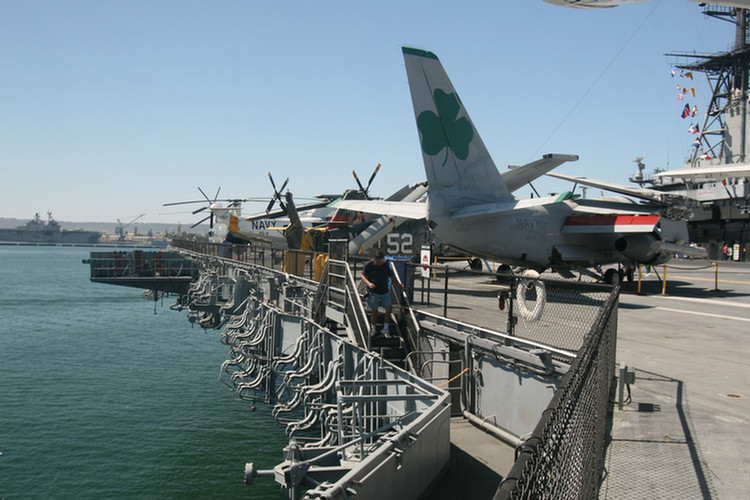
[417,89,474,165]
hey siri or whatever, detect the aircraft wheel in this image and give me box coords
[470,258,482,272]
[495,264,511,284]
[604,268,620,286]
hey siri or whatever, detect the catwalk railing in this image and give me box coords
[171,244,450,500]
[167,239,619,499]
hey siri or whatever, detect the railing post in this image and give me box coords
[508,275,515,337]
[443,268,449,318]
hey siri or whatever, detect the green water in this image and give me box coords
[0,246,287,499]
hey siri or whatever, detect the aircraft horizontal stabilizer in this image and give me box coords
[503,154,579,192]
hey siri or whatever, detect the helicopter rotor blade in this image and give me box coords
[197,187,211,203]
[265,197,276,214]
[192,206,207,215]
[268,172,277,191]
[191,215,211,228]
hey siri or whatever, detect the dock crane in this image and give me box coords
[116,214,145,240]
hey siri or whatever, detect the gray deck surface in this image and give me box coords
[601,261,750,500]
[425,417,515,500]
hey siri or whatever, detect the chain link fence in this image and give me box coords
[407,264,613,354]
[494,283,619,500]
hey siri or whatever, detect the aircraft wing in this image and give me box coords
[547,172,673,204]
[329,200,427,220]
[653,164,750,181]
[502,154,579,192]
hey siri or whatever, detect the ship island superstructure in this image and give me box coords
[632,5,750,257]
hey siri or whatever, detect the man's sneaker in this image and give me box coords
[369,325,377,336]
[382,324,391,338]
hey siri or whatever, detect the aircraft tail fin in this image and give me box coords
[402,47,512,203]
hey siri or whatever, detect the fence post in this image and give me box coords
[443,268,449,318]
[508,275,515,337]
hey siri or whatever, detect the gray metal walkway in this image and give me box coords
[600,369,712,499]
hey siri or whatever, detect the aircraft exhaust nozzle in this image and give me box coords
[615,235,708,263]
[615,234,660,264]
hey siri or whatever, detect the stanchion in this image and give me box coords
[637,264,643,295]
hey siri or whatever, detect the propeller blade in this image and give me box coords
[198,187,211,202]
[365,163,381,193]
[352,170,366,193]
[192,206,207,215]
[278,177,289,194]
[213,187,221,203]
[210,212,214,228]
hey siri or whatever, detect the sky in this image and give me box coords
[0,0,736,224]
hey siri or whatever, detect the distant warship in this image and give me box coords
[0,212,101,244]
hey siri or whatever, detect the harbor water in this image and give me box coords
[0,246,288,499]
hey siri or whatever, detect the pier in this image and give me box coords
[88,240,618,499]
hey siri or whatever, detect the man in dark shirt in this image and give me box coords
[361,251,399,337]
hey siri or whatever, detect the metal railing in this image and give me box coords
[87,250,199,279]
[171,238,331,281]
[174,251,450,500]
[166,240,620,500]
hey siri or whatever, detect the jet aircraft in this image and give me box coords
[332,47,706,284]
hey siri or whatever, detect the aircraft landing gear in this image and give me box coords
[604,268,620,286]
[495,264,512,284]
[625,266,635,282]
[469,258,483,272]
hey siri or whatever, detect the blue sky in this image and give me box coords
[0,0,734,224]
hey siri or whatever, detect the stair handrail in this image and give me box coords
[340,260,370,351]
[389,261,422,374]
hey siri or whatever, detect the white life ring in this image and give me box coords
[516,270,546,321]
